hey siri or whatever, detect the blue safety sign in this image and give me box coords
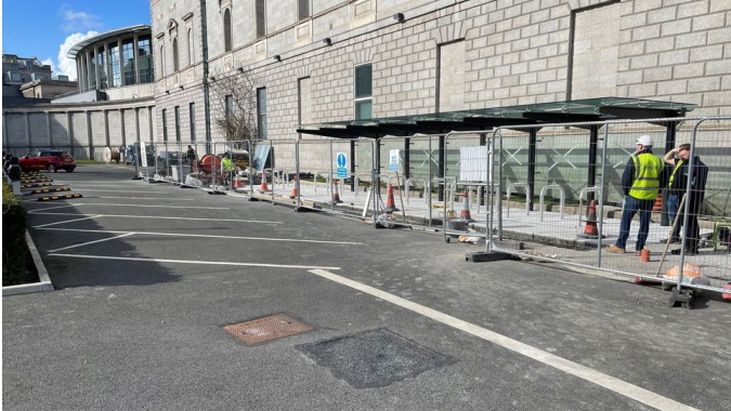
[336,152,348,178]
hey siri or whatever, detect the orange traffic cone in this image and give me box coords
[331,180,342,204]
[460,190,473,221]
[385,183,399,213]
[233,174,242,189]
[652,193,663,213]
[583,200,598,238]
[289,175,299,199]
[259,169,269,192]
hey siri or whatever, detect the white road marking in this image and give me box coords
[30,212,282,225]
[49,253,341,271]
[68,189,171,193]
[47,233,136,253]
[35,227,364,246]
[33,215,102,228]
[94,196,195,201]
[307,268,699,411]
[46,202,230,210]
[27,204,77,213]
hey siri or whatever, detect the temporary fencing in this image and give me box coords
[488,117,731,303]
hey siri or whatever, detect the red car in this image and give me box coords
[19,149,76,172]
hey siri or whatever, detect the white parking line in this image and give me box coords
[47,233,136,253]
[307,269,697,411]
[43,202,230,210]
[27,204,77,213]
[67,189,171,193]
[48,253,341,271]
[94,196,195,201]
[34,215,102,228]
[31,212,282,225]
[35,227,364,246]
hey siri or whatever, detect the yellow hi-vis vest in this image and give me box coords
[629,152,663,200]
[668,159,685,189]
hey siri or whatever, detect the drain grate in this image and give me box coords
[224,313,313,345]
[297,328,451,388]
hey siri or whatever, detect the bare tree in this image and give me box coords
[209,69,258,142]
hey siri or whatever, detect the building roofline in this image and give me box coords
[67,25,151,59]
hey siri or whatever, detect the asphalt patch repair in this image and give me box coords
[297,328,452,388]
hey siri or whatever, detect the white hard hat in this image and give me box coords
[635,135,653,146]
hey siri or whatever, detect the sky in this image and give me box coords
[2,0,151,80]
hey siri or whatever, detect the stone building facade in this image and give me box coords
[3,27,157,159]
[150,0,731,152]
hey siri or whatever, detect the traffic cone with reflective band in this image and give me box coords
[652,193,663,213]
[460,190,473,221]
[331,180,342,204]
[259,169,269,192]
[722,283,731,301]
[233,174,242,189]
[289,175,299,199]
[583,200,599,238]
[385,183,399,213]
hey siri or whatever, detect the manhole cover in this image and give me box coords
[224,313,313,345]
[297,328,451,388]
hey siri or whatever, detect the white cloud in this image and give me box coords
[56,31,100,81]
[61,7,102,33]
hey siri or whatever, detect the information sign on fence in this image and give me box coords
[459,146,489,182]
[389,149,400,172]
[140,144,148,168]
[336,152,348,178]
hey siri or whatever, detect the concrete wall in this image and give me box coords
[3,99,155,159]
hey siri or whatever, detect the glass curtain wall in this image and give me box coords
[122,39,136,85]
[138,36,153,83]
[108,43,121,87]
[96,46,107,89]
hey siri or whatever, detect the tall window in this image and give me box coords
[256,0,266,39]
[189,102,196,142]
[298,0,310,20]
[88,51,97,89]
[122,39,136,85]
[96,46,107,89]
[223,8,232,52]
[162,109,168,142]
[172,38,179,72]
[354,64,372,120]
[187,28,194,66]
[159,45,166,77]
[174,106,181,142]
[108,43,120,87]
[137,36,153,83]
[257,88,267,139]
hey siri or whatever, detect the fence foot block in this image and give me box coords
[465,252,514,263]
[667,287,695,309]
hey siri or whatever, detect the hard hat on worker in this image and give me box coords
[635,135,653,146]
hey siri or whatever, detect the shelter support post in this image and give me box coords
[438,135,445,201]
[527,129,537,211]
[404,138,410,180]
[350,140,356,192]
[587,125,598,202]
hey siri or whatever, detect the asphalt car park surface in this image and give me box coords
[4,164,731,410]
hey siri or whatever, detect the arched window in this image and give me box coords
[187,28,194,66]
[223,8,232,52]
[160,44,166,76]
[172,38,179,72]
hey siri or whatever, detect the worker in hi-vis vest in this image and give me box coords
[607,134,666,255]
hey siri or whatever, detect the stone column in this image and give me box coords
[24,113,31,150]
[135,107,141,143]
[86,111,93,160]
[148,106,154,142]
[120,109,126,148]
[104,110,110,148]
[67,112,75,154]
[46,112,53,148]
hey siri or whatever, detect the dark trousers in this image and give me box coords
[616,196,654,251]
[676,196,702,252]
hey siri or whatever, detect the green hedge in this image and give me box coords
[3,182,38,286]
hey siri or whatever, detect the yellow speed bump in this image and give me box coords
[22,182,53,188]
[31,187,71,194]
[37,193,83,202]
